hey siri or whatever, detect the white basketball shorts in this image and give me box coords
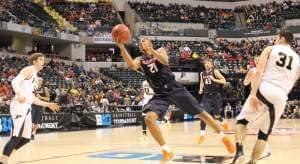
[237,82,287,134]
[10,100,32,139]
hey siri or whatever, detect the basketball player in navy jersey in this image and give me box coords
[31,78,50,140]
[198,59,229,144]
[116,38,234,162]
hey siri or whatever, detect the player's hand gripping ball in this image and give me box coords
[112,24,131,43]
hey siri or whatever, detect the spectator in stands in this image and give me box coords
[149,38,300,73]
[92,101,101,113]
[282,100,298,119]
[100,95,109,113]
[0,81,9,98]
[124,95,131,106]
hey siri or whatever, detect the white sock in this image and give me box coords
[161,145,171,152]
[200,130,205,136]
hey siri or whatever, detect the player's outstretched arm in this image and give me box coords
[33,96,60,113]
[243,69,254,86]
[249,46,272,109]
[116,42,141,70]
[199,72,204,94]
[37,89,50,101]
[250,46,272,96]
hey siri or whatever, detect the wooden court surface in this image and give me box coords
[1,119,300,164]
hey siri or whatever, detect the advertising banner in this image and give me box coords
[111,112,143,125]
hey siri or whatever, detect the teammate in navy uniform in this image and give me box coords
[31,78,50,140]
[198,59,229,144]
[116,38,234,162]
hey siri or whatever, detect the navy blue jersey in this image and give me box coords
[140,54,175,91]
[201,69,222,93]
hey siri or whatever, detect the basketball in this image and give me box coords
[112,24,131,43]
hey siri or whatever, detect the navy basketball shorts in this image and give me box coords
[143,95,171,120]
[167,86,203,115]
[200,92,223,116]
[143,81,203,118]
[31,104,43,124]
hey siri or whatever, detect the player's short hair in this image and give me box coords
[278,30,294,45]
[29,53,45,64]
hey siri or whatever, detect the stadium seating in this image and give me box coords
[130,1,300,31]
[50,2,120,35]
[128,1,235,30]
[1,0,58,32]
[103,69,144,87]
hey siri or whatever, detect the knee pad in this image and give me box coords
[237,119,249,125]
[258,130,269,141]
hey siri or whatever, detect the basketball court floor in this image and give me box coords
[1,119,300,164]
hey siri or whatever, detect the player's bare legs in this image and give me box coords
[198,111,235,153]
[32,124,39,139]
[145,112,166,145]
[232,122,248,163]
[139,114,148,144]
[249,140,267,163]
[145,111,173,161]
[198,111,222,133]
[235,124,247,144]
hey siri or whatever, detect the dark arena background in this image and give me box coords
[0,0,299,163]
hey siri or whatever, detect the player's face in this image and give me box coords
[204,61,212,70]
[33,57,45,70]
[139,39,152,54]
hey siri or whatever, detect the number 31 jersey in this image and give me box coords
[262,45,300,95]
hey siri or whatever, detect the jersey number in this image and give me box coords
[148,63,158,73]
[276,52,293,70]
